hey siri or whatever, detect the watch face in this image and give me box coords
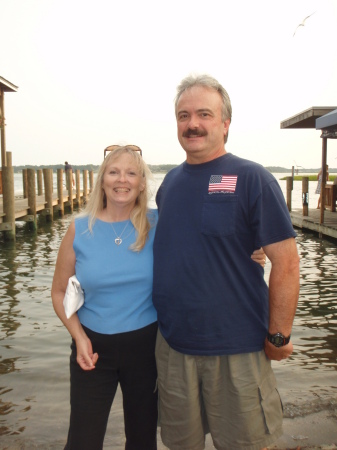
[273,335,284,347]
[268,332,290,347]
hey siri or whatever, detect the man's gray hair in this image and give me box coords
[175,74,232,123]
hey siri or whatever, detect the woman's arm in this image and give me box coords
[51,221,98,370]
[251,247,266,268]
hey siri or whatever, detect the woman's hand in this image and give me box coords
[75,335,99,371]
[251,247,266,268]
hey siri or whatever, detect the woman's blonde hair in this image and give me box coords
[80,145,153,251]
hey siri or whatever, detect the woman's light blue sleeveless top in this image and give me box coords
[73,210,158,334]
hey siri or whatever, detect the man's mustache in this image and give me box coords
[182,129,207,138]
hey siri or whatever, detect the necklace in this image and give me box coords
[110,220,134,245]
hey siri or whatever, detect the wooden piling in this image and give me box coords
[302,177,309,217]
[83,170,88,204]
[57,169,64,216]
[0,88,7,167]
[22,168,28,198]
[1,151,15,240]
[37,169,43,195]
[66,169,73,213]
[27,168,37,230]
[320,137,328,225]
[89,170,94,193]
[6,151,12,167]
[43,168,53,222]
[75,169,81,207]
[286,176,293,212]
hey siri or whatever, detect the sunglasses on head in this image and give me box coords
[104,145,143,159]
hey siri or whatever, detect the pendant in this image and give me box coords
[115,238,122,245]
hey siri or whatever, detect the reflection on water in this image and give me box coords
[1,174,337,447]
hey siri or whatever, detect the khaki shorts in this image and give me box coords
[155,330,283,450]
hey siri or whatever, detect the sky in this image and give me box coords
[1,0,337,169]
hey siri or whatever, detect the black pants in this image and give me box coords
[64,322,158,450]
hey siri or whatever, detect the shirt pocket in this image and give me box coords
[201,194,238,237]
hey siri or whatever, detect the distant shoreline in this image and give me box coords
[280,175,337,181]
[9,164,337,174]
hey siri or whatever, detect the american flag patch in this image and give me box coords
[208,175,238,193]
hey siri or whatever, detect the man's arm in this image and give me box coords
[263,237,300,361]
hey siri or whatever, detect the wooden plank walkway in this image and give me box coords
[290,208,337,240]
[0,190,80,223]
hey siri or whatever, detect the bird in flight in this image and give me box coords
[293,11,316,36]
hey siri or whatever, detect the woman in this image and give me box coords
[316,164,329,209]
[52,145,266,449]
[52,146,158,449]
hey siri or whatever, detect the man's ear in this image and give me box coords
[223,119,231,137]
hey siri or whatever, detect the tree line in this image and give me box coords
[12,164,179,173]
[11,164,334,174]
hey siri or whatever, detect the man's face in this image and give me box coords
[176,85,230,164]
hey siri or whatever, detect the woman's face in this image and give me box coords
[102,153,145,211]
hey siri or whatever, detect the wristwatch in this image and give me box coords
[267,332,291,347]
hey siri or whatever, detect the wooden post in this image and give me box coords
[286,176,293,212]
[57,169,64,216]
[75,169,81,207]
[22,168,28,198]
[27,168,37,230]
[37,169,43,195]
[0,87,6,167]
[65,169,74,191]
[302,177,309,217]
[320,137,327,225]
[6,151,12,167]
[89,170,94,193]
[66,168,73,213]
[83,170,88,204]
[2,151,15,240]
[43,168,53,222]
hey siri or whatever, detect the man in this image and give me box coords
[64,161,75,187]
[153,74,300,450]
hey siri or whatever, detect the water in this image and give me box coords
[1,173,337,448]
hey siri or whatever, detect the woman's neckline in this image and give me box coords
[96,217,130,224]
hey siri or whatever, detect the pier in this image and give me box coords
[290,208,337,240]
[281,106,337,241]
[0,157,94,241]
[285,175,337,240]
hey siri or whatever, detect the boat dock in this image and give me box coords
[285,175,337,241]
[0,161,94,241]
[0,187,89,223]
[290,208,337,240]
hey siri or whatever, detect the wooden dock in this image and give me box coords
[284,175,337,241]
[290,208,337,240]
[0,161,93,240]
[0,189,81,223]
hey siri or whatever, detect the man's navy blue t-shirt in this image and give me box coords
[153,153,296,355]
